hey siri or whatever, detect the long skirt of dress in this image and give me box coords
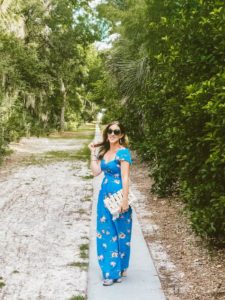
[96,186,132,280]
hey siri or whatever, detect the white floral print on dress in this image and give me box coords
[119,232,126,239]
[98,255,104,261]
[111,252,118,257]
[110,261,116,267]
[100,216,106,222]
[102,243,107,248]
[112,236,117,242]
[96,232,102,239]
[114,179,120,184]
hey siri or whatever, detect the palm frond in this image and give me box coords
[106,55,151,99]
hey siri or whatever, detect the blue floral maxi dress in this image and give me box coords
[96,147,133,280]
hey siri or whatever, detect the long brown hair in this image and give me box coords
[94,121,129,160]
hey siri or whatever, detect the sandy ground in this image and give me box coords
[1,126,224,300]
[0,134,93,300]
[130,153,225,300]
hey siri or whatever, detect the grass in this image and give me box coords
[77,208,88,215]
[76,123,95,131]
[0,277,5,288]
[79,243,89,259]
[69,295,86,300]
[48,133,94,140]
[48,123,95,140]
[76,142,92,162]
[81,195,92,202]
[44,150,84,160]
[23,140,92,166]
[44,141,91,162]
[67,261,88,270]
[81,175,94,180]
[45,142,91,161]
[1,122,95,168]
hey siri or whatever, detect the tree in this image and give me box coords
[97,0,225,245]
[0,0,102,156]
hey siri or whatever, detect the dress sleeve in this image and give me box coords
[116,148,133,165]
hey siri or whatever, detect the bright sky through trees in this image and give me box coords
[89,0,119,50]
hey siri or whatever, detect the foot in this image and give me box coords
[102,278,122,286]
[121,269,127,277]
[102,279,114,286]
[114,277,122,283]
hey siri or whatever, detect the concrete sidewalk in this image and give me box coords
[87,123,166,300]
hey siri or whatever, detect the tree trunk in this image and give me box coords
[60,78,66,132]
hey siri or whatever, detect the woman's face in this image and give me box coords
[107,124,124,145]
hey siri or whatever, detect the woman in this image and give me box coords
[88,121,133,286]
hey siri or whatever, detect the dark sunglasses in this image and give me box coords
[107,128,121,135]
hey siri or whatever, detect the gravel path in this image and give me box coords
[0,134,93,300]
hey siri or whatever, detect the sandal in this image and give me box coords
[102,279,114,286]
[102,278,122,286]
[121,269,127,277]
[114,277,122,283]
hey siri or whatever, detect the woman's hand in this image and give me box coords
[119,199,129,213]
[88,142,102,176]
[88,142,96,153]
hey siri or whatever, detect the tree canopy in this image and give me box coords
[0,0,224,245]
[0,0,103,154]
[96,0,225,246]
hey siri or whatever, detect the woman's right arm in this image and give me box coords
[88,142,102,177]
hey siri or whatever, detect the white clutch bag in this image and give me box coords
[104,189,137,220]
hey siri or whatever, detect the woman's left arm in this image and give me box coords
[120,161,131,213]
